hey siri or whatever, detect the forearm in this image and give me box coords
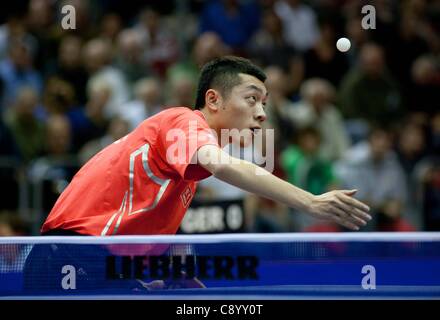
[197,145,371,231]
[213,159,313,213]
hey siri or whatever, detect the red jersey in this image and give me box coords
[41,107,219,235]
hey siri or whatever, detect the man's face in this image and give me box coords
[216,73,268,147]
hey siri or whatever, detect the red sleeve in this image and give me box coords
[157,109,219,181]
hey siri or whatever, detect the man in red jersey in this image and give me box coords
[41,56,371,236]
[24,56,371,292]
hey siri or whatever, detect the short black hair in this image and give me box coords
[194,56,266,110]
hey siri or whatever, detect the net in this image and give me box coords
[1,233,439,299]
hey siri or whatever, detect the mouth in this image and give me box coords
[249,126,261,134]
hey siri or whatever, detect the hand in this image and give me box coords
[135,272,206,291]
[308,190,371,230]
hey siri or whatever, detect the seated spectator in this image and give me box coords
[303,20,349,87]
[414,156,440,231]
[166,75,196,107]
[42,77,76,115]
[0,211,30,236]
[339,43,402,126]
[281,126,340,231]
[118,77,163,130]
[167,32,229,87]
[247,8,296,71]
[83,38,130,118]
[43,114,73,158]
[274,0,319,52]
[247,7,303,95]
[281,126,338,196]
[407,55,440,117]
[50,35,88,105]
[114,28,151,85]
[134,7,179,77]
[3,87,45,162]
[79,116,129,164]
[99,13,123,45]
[0,115,17,157]
[335,127,414,231]
[28,114,79,217]
[67,80,109,151]
[344,14,369,66]
[375,199,416,232]
[199,0,260,52]
[0,38,43,112]
[288,78,351,161]
[339,43,402,144]
[26,0,59,76]
[263,66,296,152]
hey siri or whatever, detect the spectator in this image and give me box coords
[247,8,303,95]
[42,77,76,115]
[281,126,338,196]
[248,8,296,69]
[407,55,440,117]
[281,126,339,231]
[51,35,88,105]
[83,38,130,118]
[387,10,430,91]
[135,7,179,77]
[167,31,229,87]
[344,14,369,66]
[335,127,414,231]
[288,78,350,161]
[118,77,163,130]
[0,12,32,61]
[395,121,427,178]
[28,114,79,218]
[0,211,30,236]
[303,20,349,87]
[79,116,129,164]
[339,43,401,139]
[274,0,319,52]
[44,114,72,157]
[0,116,16,157]
[414,156,440,231]
[115,29,151,85]
[99,13,123,45]
[3,87,44,162]
[67,80,109,151]
[199,0,260,52]
[26,0,59,76]
[0,38,43,112]
[166,75,196,107]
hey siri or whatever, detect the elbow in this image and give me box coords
[208,162,229,178]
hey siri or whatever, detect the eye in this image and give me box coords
[247,96,257,104]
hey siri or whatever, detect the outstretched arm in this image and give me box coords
[196,145,371,230]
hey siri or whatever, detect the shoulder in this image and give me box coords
[156,106,198,121]
[140,107,203,131]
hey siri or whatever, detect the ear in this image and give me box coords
[205,89,222,112]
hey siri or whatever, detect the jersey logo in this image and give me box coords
[180,186,193,208]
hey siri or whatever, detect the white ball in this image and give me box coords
[336,37,351,52]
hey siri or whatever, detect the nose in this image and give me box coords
[255,105,267,123]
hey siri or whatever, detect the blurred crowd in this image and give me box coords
[0,0,439,235]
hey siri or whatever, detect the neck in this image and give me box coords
[200,107,223,146]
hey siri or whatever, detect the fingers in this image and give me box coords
[342,189,357,196]
[333,200,370,225]
[331,213,360,230]
[336,192,371,216]
[330,206,366,229]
